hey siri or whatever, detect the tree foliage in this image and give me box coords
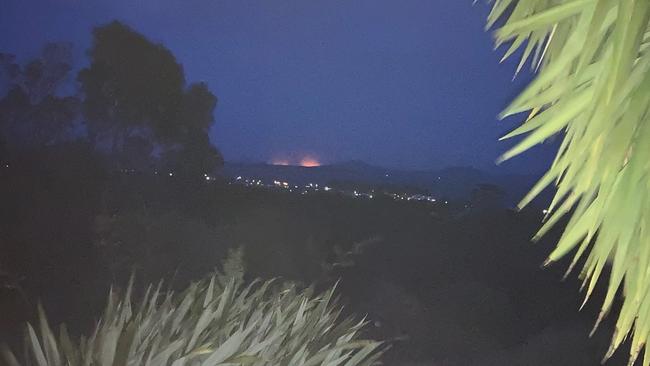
[0,43,79,149]
[164,82,223,175]
[488,0,650,364]
[78,21,185,147]
[79,21,222,173]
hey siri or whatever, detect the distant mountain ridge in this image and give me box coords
[219,161,552,207]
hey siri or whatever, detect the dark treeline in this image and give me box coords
[0,20,628,366]
[0,20,222,177]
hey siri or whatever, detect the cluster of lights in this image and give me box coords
[105,168,494,211]
[388,193,438,203]
[352,191,373,199]
[406,194,437,203]
[231,176,441,205]
[237,177,263,186]
[119,169,216,182]
[273,180,290,188]
[110,170,441,207]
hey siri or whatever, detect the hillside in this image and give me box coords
[220,161,550,207]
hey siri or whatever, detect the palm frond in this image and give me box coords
[489,0,650,364]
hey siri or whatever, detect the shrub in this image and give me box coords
[1,268,384,366]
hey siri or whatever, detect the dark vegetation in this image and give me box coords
[0,21,222,176]
[0,152,630,365]
[0,20,629,366]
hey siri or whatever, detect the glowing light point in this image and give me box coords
[271,159,290,166]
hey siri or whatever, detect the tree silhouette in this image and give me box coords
[79,21,222,174]
[78,21,185,150]
[174,82,223,175]
[0,44,79,149]
[119,135,154,172]
[22,43,73,103]
[179,82,217,132]
[161,129,223,176]
[0,53,20,94]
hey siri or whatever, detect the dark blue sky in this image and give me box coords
[0,0,557,173]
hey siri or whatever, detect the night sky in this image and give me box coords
[0,0,557,173]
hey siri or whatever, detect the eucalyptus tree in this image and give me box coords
[78,21,185,151]
[488,1,650,364]
[79,21,222,174]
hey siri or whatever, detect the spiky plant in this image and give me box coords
[488,0,650,364]
[0,271,384,366]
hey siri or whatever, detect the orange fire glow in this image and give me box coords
[270,155,321,167]
[299,157,320,167]
[271,159,290,166]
